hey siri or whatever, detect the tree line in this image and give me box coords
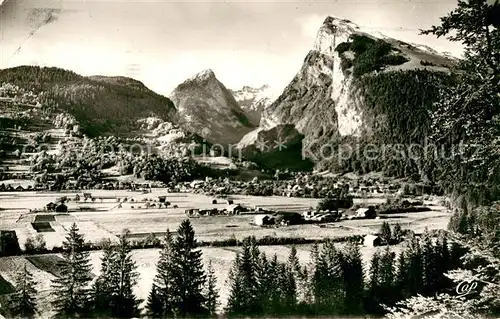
[3,220,464,318]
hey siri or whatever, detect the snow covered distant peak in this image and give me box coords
[230,84,281,126]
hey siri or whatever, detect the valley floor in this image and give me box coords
[0,189,450,317]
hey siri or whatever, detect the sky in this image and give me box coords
[0,0,464,96]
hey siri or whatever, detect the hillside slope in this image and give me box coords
[0,66,178,137]
[170,69,255,145]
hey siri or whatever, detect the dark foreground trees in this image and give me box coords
[387,1,500,318]
[147,220,212,318]
[7,264,38,318]
[51,223,93,318]
[93,231,140,318]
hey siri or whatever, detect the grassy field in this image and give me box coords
[0,189,449,317]
[0,189,450,250]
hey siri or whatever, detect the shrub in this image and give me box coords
[0,231,21,256]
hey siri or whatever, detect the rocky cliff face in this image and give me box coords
[234,124,313,170]
[256,16,455,166]
[170,69,255,145]
[230,85,279,126]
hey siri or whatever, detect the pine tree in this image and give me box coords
[380,221,392,245]
[151,229,175,317]
[225,254,244,315]
[394,250,410,300]
[393,223,404,243]
[92,239,117,317]
[204,260,219,316]
[281,262,298,314]
[287,246,305,302]
[51,223,93,318]
[366,250,381,314]
[146,285,164,318]
[8,263,38,318]
[406,233,424,296]
[434,234,453,291]
[256,253,272,314]
[110,230,140,318]
[170,219,207,317]
[268,254,283,315]
[342,243,364,315]
[313,240,345,315]
[421,230,439,296]
[303,244,319,306]
[225,237,261,316]
[378,246,396,309]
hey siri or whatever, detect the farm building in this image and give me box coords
[46,202,57,211]
[273,212,303,226]
[356,207,377,219]
[55,203,68,213]
[363,234,382,247]
[254,215,274,226]
[226,204,244,215]
[158,196,167,203]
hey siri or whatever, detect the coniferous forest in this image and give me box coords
[0,219,469,318]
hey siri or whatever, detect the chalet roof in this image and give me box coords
[364,234,380,240]
[227,204,243,211]
[356,208,371,214]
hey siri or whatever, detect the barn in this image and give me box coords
[158,196,167,203]
[363,234,382,247]
[226,204,244,215]
[356,207,377,219]
[55,203,68,213]
[254,215,273,226]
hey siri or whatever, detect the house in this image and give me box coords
[55,203,68,213]
[363,234,382,247]
[272,212,303,226]
[226,204,244,215]
[254,214,273,226]
[158,196,167,203]
[355,207,377,219]
[46,202,57,211]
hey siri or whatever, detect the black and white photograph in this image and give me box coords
[0,0,499,318]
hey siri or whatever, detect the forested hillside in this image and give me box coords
[0,66,178,136]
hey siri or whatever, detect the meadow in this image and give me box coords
[0,189,449,317]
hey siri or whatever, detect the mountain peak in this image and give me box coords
[314,16,359,56]
[191,69,216,81]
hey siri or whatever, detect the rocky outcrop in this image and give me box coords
[258,16,455,165]
[170,69,255,145]
[234,124,312,170]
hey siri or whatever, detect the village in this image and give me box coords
[0,172,446,254]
